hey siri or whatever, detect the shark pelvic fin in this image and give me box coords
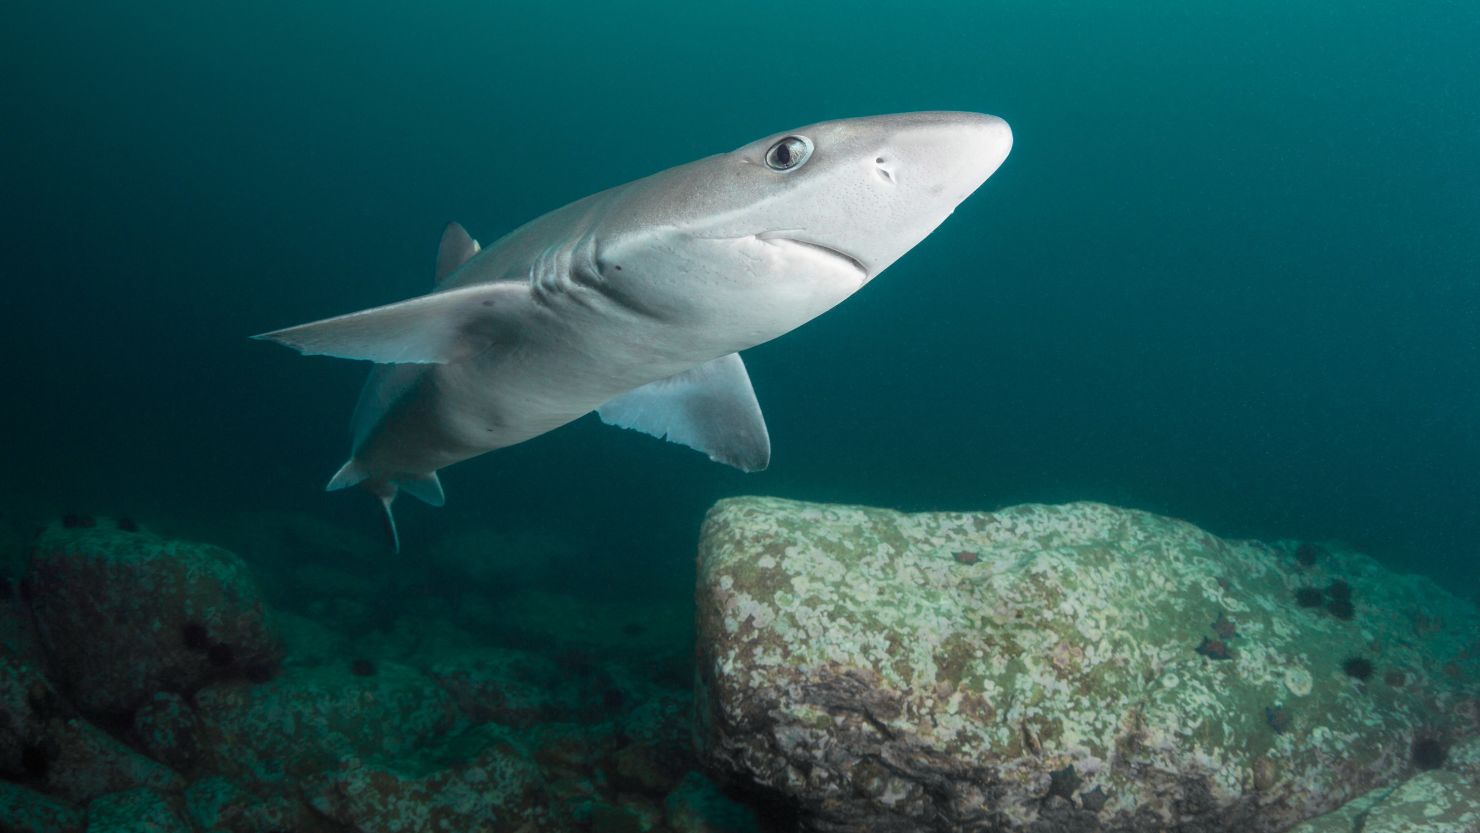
[252,282,527,364]
[597,352,771,472]
[398,472,445,507]
[436,222,481,283]
[350,363,424,452]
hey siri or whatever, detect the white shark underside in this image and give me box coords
[255,112,1013,549]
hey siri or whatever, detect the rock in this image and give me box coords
[424,646,583,727]
[132,691,203,773]
[694,498,1480,833]
[544,775,601,826]
[183,776,312,833]
[527,721,619,778]
[304,724,546,832]
[26,523,280,715]
[192,661,465,786]
[0,519,44,664]
[604,688,695,798]
[84,787,191,833]
[0,591,46,667]
[615,685,691,751]
[1290,736,1480,833]
[273,609,351,668]
[0,651,64,779]
[663,771,760,833]
[615,796,664,831]
[43,717,184,804]
[1452,734,1480,776]
[608,743,678,795]
[588,801,647,833]
[181,776,244,830]
[4,652,182,803]
[1359,769,1480,832]
[0,780,85,833]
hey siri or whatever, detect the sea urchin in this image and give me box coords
[1412,737,1447,770]
[1294,587,1324,608]
[1341,656,1374,681]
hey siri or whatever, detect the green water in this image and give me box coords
[3,0,1476,595]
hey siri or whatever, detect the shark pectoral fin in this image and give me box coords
[597,352,771,472]
[327,459,368,491]
[435,222,481,284]
[252,282,527,364]
[398,472,445,507]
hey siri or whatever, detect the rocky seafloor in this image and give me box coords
[0,499,1476,833]
[0,510,765,833]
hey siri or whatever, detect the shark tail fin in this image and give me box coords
[326,459,444,553]
[378,492,401,554]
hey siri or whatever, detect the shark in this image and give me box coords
[255,111,1013,549]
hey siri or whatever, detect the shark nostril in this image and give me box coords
[874,156,896,184]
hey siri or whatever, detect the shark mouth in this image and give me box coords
[756,232,869,278]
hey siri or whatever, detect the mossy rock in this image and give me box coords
[695,498,1480,832]
[27,524,280,716]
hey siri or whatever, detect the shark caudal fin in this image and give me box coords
[378,492,401,553]
[326,459,445,553]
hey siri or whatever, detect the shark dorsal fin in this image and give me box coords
[597,353,770,472]
[436,222,481,283]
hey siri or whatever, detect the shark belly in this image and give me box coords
[351,286,706,479]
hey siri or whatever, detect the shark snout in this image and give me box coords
[681,111,1013,288]
[898,111,1013,199]
[958,113,1013,182]
[820,111,1011,278]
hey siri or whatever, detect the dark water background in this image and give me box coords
[3,0,1477,598]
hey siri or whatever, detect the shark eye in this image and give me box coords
[765,135,813,171]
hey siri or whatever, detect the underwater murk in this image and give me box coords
[1,1,1476,831]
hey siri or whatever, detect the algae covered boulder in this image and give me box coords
[694,497,1480,833]
[27,523,280,716]
[1289,735,1480,833]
